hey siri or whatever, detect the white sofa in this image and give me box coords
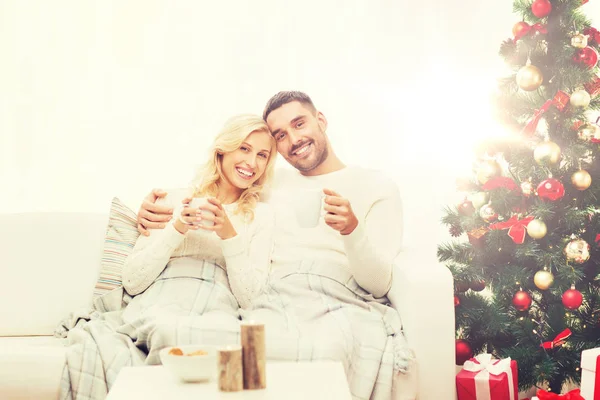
[0,212,456,400]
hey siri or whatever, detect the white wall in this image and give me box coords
[2,0,599,251]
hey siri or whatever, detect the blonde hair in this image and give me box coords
[190,114,276,222]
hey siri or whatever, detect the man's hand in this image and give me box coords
[137,189,174,236]
[322,188,358,235]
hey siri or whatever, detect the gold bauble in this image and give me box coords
[571,169,592,191]
[534,270,554,290]
[476,160,502,185]
[577,124,600,142]
[570,89,591,108]
[533,141,561,166]
[516,64,544,91]
[571,33,589,49]
[470,192,489,209]
[527,219,547,239]
[564,238,591,264]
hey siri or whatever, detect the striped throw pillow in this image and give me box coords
[94,197,140,298]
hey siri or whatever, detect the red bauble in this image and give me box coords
[458,199,475,216]
[573,46,599,69]
[454,295,460,307]
[455,339,473,365]
[512,290,532,311]
[455,281,471,293]
[531,0,552,18]
[512,21,530,38]
[470,280,486,292]
[562,287,583,310]
[537,178,565,201]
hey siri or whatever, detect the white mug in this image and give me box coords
[188,197,215,227]
[292,189,324,228]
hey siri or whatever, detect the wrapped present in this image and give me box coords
[581,347,600,400]
[456,353,518,400]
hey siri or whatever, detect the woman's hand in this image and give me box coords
[197,198,237,240]
[172,197,201,235]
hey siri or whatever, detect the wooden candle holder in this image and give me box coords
[217,345,243,392]
[241,321,266,390]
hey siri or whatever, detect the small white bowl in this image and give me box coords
[159,345,217,383]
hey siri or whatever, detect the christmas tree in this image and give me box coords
[438,0,600,393]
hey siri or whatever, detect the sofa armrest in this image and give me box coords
[388,249,456,400]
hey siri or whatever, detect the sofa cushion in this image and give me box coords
[94,198,139,298]
[0,337,67,400]
[0,213,108,336]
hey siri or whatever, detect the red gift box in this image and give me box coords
[456,354,518,400]
[580,347,600,400]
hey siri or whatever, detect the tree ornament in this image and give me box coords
[517,63,544,91]
[470,280,486,292]
[531,0,552,18]
[584,27,600,45]
[479,203,498,223]
[533,141,561,166]
[564,238,591,264]
[512,290,532,311]
[562,285,583,310]
[470,192,489,210]
[537,178,565,201]
[521,180,534,197]
[467,227,489,249]
[571,32,589,48]
[455,281,470,293]
[573,46,599,69]
[570,89,591,108]
[577,123,600,142]
[457,199,475,216]
[476,160,502,185]
[454,295,460,307]
[512,21,531,38]
[527,219,547,239]
[449,225,463,237]
[534,269,554,290]
[571,169,592,191]
[455,339,473,365]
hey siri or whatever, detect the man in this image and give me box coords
[138,91,413,399]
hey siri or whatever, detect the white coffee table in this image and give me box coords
[106,361,351,400]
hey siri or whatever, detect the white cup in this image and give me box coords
[292,189,324,228]
[188,197,215,227]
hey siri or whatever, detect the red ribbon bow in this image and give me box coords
[536,388,584,400]
[489,215,534,244]
[514,23,548,41]
[522,91,570,136]
[541,328,572,350]
[595,233,600,245]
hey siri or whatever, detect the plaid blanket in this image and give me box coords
[242,260,414,400]
[57,259,413,400]
[56,260,240,400]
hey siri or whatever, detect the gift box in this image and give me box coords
[581,347,600,400]
[456,353,518,400]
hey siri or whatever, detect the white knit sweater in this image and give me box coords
[263,165,403,298]
[122,188,274,309]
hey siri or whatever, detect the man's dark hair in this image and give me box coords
[262,91,317,121]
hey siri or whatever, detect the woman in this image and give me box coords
[59,114,276,400]
[122,113,276,310]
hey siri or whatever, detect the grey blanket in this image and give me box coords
[57,260,240,400]
[57,260,413,400]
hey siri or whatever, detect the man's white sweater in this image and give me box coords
[263,165,403,298]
